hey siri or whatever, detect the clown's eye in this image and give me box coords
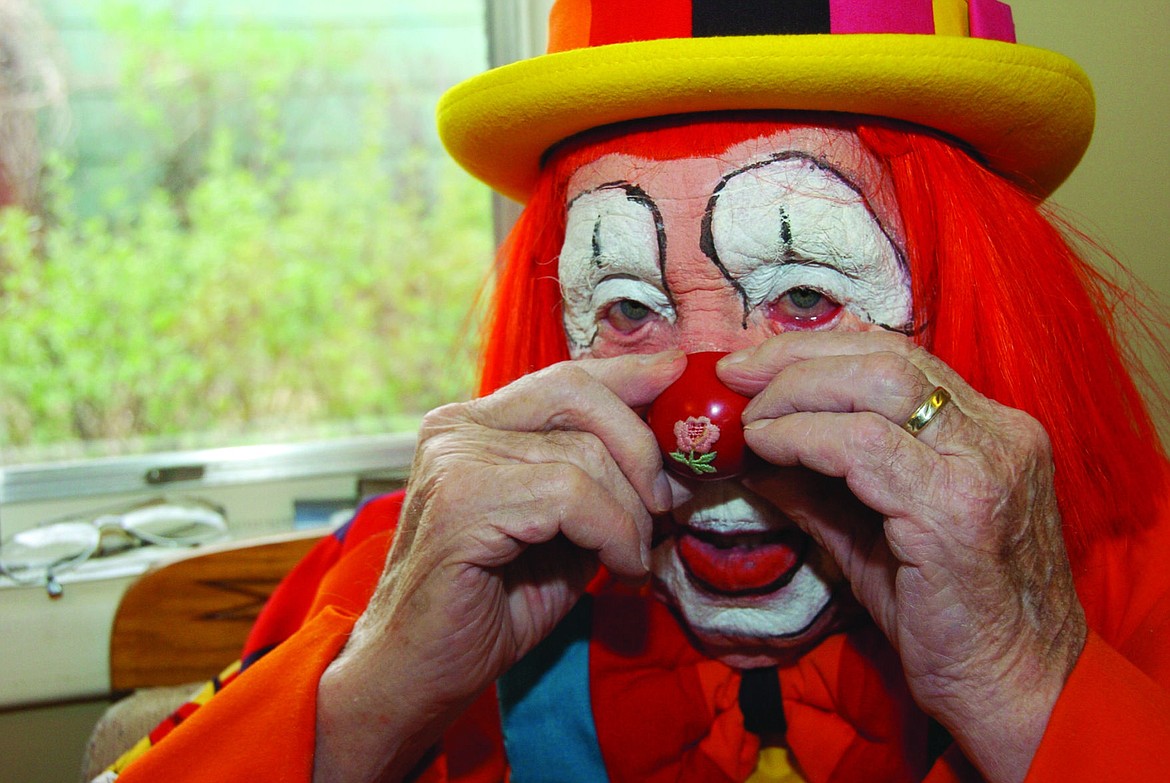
[767,287,842,328]
[603,299,656,333]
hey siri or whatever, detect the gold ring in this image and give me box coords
[902,387,952,436]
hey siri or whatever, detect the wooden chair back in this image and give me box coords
[109,529,323,692]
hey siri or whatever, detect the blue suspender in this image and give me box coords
[496,596,609,782]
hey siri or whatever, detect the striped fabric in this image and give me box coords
[103,661,243,776]
[548,0,1015,53]
[96,493,409,781]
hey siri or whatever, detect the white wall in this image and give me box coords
[1018,1,1170,431]
[1022,0,1169,279]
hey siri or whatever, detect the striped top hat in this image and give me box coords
[437,0,1094,202]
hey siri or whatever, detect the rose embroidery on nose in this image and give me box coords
[675,416,720,452]
[671,416,721,474]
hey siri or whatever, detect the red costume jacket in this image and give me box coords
[108,490,1170,782]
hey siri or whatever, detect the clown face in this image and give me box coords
[558,125,912,666]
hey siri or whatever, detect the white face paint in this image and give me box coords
[709,153,911,331]
[558,125,909,666]
[651,481,841,667]
[561,184,674,352]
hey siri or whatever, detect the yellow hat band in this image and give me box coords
[437,2,1093,202]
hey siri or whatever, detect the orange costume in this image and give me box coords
[101,1,1170,781]
[105,490,1170,782]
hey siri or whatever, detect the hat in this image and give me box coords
[436,0,1094,202]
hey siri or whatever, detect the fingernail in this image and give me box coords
[640,542,652,572]
[641,349,684,365]
[719,349,750,367]
[652,470,672,513]
[743,418,774,431]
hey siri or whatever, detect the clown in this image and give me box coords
[99,2,1170,783]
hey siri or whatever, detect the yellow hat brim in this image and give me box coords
[437,33,1094,202]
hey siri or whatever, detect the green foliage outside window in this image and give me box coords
[0,2,494,462]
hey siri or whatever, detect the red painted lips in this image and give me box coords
[675,527,806,595]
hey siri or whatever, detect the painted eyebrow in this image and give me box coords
[567,180,674,311]
[699,151,896,327]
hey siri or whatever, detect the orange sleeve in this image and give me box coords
[1023,630,1170,781]
[114,606,359,783]
[916,630,1170,783]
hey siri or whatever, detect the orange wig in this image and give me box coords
[477,115,1167,559]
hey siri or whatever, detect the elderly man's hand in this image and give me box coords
[313,350,684,783]
[717,331,1087,783]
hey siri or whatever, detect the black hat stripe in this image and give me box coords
[691,0,832,37]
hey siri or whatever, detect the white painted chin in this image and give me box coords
[650,481,842,668]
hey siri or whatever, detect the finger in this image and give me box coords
[456,425,656,546]
[577,350,689,409]
[718,331,966,397]
[722,332,976,450]
[464,351,686,514]
[472,462,650,580]
[737,351,964,450]
[743,410,945,522]
[475,350,687,427]
[740,351,934,421]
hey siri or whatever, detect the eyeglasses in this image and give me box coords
[0,496,228,598]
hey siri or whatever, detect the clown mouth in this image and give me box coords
[674,525,808,597]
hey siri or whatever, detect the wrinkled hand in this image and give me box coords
[314,351,684,783]
[717,332,1086,783]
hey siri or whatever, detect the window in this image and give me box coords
[0,0,496,472]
